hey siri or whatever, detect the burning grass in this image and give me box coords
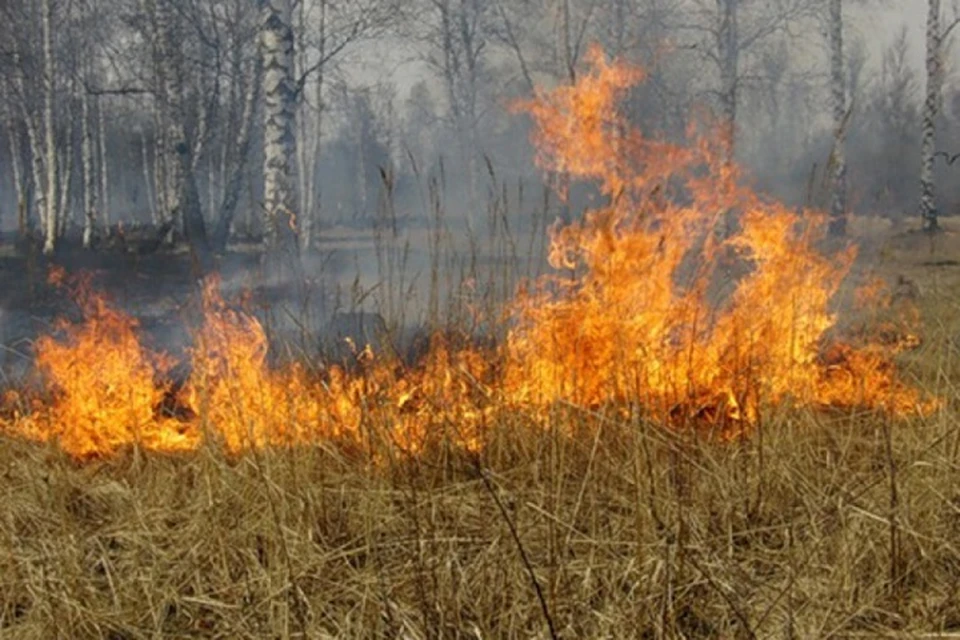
[0,47,936,459]
[0,47,956,637]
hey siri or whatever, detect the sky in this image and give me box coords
[341,1,938,118]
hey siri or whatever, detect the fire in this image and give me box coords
[502,45,933,429]
[11,269,198,457]
[0,46,937,458]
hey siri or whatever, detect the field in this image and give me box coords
[0,218,955,639]
[3,54,960,638]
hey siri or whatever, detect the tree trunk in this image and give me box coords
[11,41,46,238]
[156,0,181,232]
[82,86,97,248]
[828,0,847,236]
[57,116,74,238]
[155,0,210,258]
[6,118,27,238]
[212,55,262,253]
[261,0,300,262]
[98,96,111,228]
[920,0,942,232]
[140,127,157,225]
[717,0,739,171]
[41,0,58,255]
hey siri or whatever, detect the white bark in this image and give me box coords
[156,0,182,230]
[10,40,46,238]
[5,118,26,236]
[42,0,58,254]
[261,0,299,251]
[921,0,942,231]
[57,113,74,238]
[98,97,110,228]
[139,127,157,224]
[82,87,97,248]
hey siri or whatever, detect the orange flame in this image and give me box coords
[502,44,934,430]
[13,270,198,457]
[0,46,937,458]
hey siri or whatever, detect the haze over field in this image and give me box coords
[0,0,958,242]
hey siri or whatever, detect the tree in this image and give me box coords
[41,0,58,254]
[260,0,300,259]
[826,0,847,236]
[677,0,816,169]
[919,0,960,232]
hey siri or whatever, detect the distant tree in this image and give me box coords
[41,0,58,254]
[676,0,817,170]
[826,0,848,236]
[920,0,960,231]
[857,27,920,216]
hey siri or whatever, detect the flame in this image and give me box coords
[501,44,934,430]
[12,269,198,457]
[0,46,937,458]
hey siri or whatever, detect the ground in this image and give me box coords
[0,216,959,638]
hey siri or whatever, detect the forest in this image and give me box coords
[0,0,958,256]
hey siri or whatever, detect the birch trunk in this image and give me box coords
[154,0,209,257]
[82,86,97,247]
[920,0,942,232]
[57,119,74,238]
[23,115,46,240]
[300,56,324,252]
[156,0,181,231]
[212,55,262,252]
[296,0,309,242]
[717,0,739,171]
[6,118,26,237]
[42,0,58,254]
[98,97,110,227]
[294,0,327,252]
[828,0,847,236]
[261,0,300,256]
[11,41,46,236]
[140,127,157,224]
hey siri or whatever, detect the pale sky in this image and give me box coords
[340,1,941,120]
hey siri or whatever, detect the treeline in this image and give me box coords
[0,0,958,256]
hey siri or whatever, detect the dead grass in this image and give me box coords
[1,394,959,638]
[4,212,960,638]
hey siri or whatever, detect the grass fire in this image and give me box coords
[0,48,933,459]
[0,46,957,638]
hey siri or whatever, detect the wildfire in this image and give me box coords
[0,47,937,458]
[502,45,934,431]
[10,268,198,457]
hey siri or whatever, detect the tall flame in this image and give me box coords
[502,45,932,428]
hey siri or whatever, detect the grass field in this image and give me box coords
[0,218,957,639]
[3,53,960,637]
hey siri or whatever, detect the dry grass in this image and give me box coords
[3,216,960,639]
[2,398,960,638]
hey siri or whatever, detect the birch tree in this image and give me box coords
[827,0,847,235]
[261,0,300,255]
[292,0,399,250]
[41,0,58,254]
[679,0,816,169]
[919,0,960,232]
[81,81,96,248]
